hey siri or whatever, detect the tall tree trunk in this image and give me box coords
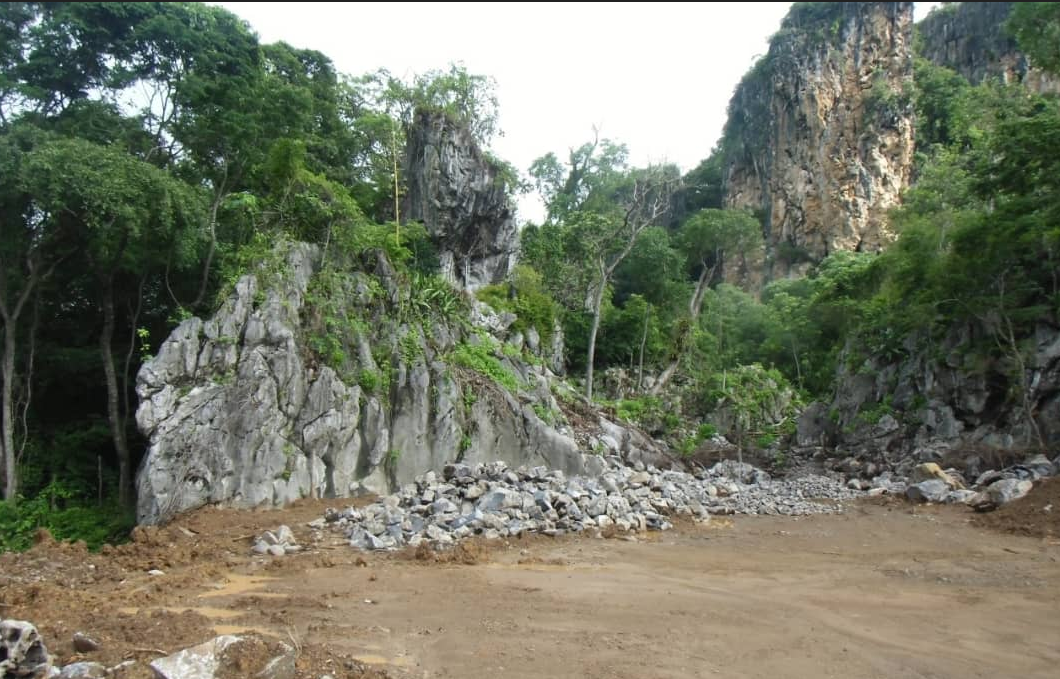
[650,263,714,395]
[636,304,650,390]
[99,275,131,507]
[584,274,606,401]
[2,320,18,503]
[790,338,802,384]
[14,294,40,485]
[121,277,145,436]
[0,255,60,504]
[999,310,1045,450]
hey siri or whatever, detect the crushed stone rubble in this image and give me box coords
[309,458,864,551]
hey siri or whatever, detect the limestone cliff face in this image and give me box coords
[722,2,915,286]
[403,110,518,291]
[134,244,669,524]
[917,2,1060,95]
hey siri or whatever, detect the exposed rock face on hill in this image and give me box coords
[404,110,518,291]
[134,244,669,525]
[917,2,1060,95]
[721,2,915,286]
[797,321,1060,466]
[716,2,1060,290]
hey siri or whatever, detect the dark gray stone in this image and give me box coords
[71,633,99,654]
[403,110,517,291]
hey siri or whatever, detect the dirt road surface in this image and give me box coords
[2,487,1058,679]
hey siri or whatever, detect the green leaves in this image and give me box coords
[19,136,206,269]
[450,339,520,393]
[352,64,501,146]
[1008,2,1060,75]
[679,208,762,271]
[529,136,631,223]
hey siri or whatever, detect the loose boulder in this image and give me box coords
[0,620,51,679]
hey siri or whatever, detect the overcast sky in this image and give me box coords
[216,2,940,222]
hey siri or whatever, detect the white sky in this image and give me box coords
[216,2,940,223]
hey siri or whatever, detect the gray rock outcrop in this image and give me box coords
[135,242,666,524]
[802,321,1060,468]
[918,2,1060,95]
[404,109,518,290]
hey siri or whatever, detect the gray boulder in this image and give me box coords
[1023,454,1056,478]
[905,479,950,503]
[150,636,294,679]
[986,478,1033,506]
[0,620,51,679]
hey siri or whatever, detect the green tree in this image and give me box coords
[670,148,725,226]
[0,125,73,503]
[912,58,972,150]
[612,226,683,308]
[651,209,762,394]
[20,137,206,505]
[571,169,679,400]
[529,132,630,223]
[359,63,501,146]
[1008,2,1060,74]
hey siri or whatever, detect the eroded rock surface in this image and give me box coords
[722,2,915,285]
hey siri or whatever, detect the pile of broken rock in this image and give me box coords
[897,457,1055,510]
[308,457,863,552]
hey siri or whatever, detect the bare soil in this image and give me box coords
[973,477,1060,539]
[2,488,1058,679]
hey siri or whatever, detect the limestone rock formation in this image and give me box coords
[404,110,518,291]
[135,243,668,524]
[918,2,1060,95]
[801,321,1060,462]
[721,2,916,286]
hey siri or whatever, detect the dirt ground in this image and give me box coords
[2,487,1058,679]
[973,477,1059,538]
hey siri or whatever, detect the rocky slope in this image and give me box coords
[721,2,916,286]
[917,2,1060,95]
[797,320,1060,474]
[134,243,671,525]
